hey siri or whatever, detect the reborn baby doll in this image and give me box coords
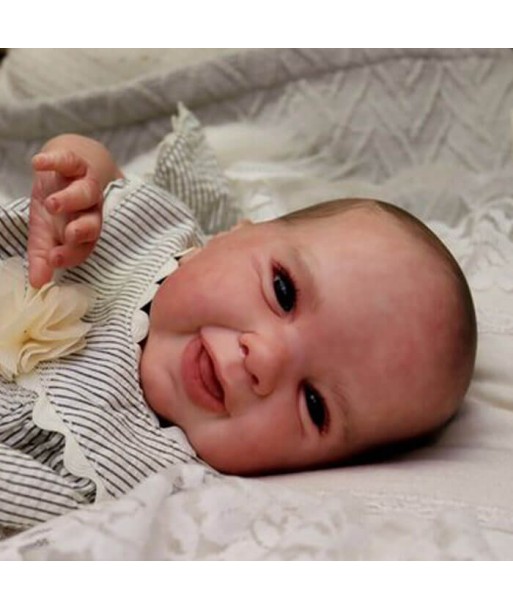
[0,107,477,530]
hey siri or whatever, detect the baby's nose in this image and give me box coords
[239,331,288,396]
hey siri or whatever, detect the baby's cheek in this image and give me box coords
[185,410,297,475]
[153,271,207,329]
[185,421,244,474]
[162,271,251,331]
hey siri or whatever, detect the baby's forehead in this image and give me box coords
[285,206,450,306]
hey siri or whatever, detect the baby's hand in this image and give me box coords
[28,149,103,288]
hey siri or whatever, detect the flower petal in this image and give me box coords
[0,256,94,380]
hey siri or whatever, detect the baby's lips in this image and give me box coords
[198,344,225,403]
[181,336,227,415]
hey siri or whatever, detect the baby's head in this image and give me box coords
[140,199,477,474]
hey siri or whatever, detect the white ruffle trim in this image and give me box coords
[17,371,109,503]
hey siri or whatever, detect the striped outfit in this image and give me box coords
[0,106,233,530]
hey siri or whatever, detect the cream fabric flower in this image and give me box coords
[0,257,94,381]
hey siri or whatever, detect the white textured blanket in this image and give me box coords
[1,48,513,559]
[0,463,493,560]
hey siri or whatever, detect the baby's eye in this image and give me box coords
[273,265,296,313]
[304,383,328,432]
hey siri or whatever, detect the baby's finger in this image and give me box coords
[32,150,88,178]
[64,212,102,245]
[45,177,103,215]
[28,254,54,289]
[48,242,95,270]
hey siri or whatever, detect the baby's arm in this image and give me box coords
[28,134,124,288]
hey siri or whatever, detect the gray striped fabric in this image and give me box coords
[153,104,239,234]
[0,178,217,530]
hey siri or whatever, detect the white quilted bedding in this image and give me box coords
[1,48,513,560]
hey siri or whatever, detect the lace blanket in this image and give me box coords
[1,48,513,559]
[0,463,495,560]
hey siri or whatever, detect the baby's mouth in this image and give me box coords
[181,336,227,414]
[198,345,225,403]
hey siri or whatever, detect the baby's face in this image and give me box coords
[140,208,457,474]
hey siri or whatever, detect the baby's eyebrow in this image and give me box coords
[331,379,351,440]
[289,244,350,438]
[288,245,320,312]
